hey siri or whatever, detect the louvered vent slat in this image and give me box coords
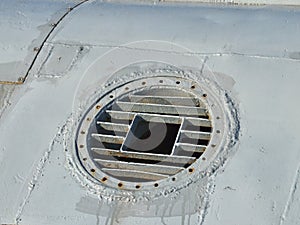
[116,101,208,117]
[95,159,183,175]
[91,148,196,165]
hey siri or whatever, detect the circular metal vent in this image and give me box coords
[76,77,224,190]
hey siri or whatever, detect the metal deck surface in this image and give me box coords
[0,1,300,225]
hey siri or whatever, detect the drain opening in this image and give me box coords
[122,115,181,155]
[76,77,219,189]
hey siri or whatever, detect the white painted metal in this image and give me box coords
[168,0,300,5]
[0,1,300,225]
[0,0,83,83]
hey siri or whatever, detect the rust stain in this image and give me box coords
[188,167,195,173]
[117,182,124,189]
[0,80,24,85]
[101,177,108,183]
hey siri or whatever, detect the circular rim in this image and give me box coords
[75,76,226,191]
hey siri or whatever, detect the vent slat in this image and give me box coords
[175,143,206,153]
[97,121,129,132]
[95,159,183,175]
[106,110,211,126]
[102,168,168,181]
[180,130,211,140]
[91,148,196,165]
[183,117,211,127]
[128,95,203,107]
[92,134,124,144]
[107,110,135,120]
[116,101,208,116]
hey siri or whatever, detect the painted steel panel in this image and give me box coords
[0,1,300,225]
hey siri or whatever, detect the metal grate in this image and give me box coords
[75,77,222,190]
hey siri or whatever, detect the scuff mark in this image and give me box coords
[95,199,103,225]
[198,182,214,225]
[74,179,213,223]
[200,56,209,74]
[215,205,220,221]
[272,200,277,212]
[288,51,300,60]
[0,147,5,169]
[15,120,71,224]
[13,174,25,184]
[160,203,168,225]
[0,84,15,120]
[113,202,122,224]
[224,186,236,191]
[48,41,300,62]
[278,163,300,225]
[259,146,266,153]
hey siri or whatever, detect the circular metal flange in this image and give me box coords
[75,76,226,192]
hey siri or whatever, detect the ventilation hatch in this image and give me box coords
[76,76,224,191]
